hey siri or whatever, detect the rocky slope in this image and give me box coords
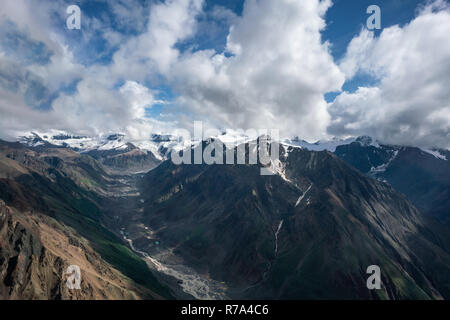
[0,200,158,299]
[4,134,450,300]
[334,137,450,224]
[135,141,450,299]
[0,140,172,300]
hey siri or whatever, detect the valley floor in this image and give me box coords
[103,174,229,300]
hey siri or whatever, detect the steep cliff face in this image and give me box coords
[0,200,157,300]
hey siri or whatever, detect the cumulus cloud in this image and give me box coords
[0,0,165,140]
[0,0,449,150]
[329,1,450,149]
[110,0,204,78]
[168,0,345,141]
[4,0,345,143]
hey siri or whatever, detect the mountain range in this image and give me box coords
[136,140,450,299]
[20,131,450,224]
[0,131,448,299]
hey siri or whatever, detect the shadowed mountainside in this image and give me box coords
[137,141,450,299]
[334,139,450,224]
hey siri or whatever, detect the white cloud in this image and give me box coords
[48,80,158,137]
[111,0,204,78]
[0,0,174,141]
[119,80,154,119]
[329,1,450,149]
[167,0,345,141]
[0,0,448,150]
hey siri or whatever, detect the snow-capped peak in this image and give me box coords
[20,130,125,152]
[355,136,380,148]
[282,136,357,152]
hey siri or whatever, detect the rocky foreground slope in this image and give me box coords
[0,200,158,299]
[0,140,172,299]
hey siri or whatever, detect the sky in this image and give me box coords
[0,0,449,149]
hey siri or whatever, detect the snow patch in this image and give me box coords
[295,184,312,207]
[283,137,356,152]
[421,149,447,161]
[274,220,283,254]
[369,150,399,174]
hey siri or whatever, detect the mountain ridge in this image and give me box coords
[0,140,174,299]
[132,142,450,299]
